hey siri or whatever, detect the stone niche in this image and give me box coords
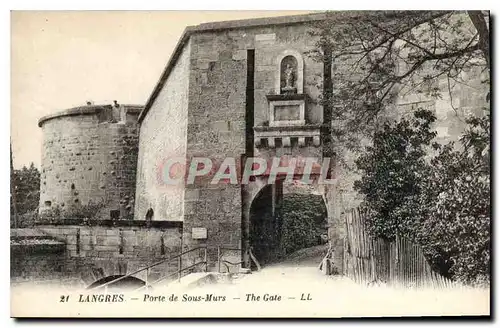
[269,50,306,127]
[255,49,321,149]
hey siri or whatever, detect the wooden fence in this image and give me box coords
[343,208,456,288]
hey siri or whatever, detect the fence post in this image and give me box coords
[217,247,221,273]
[178,254,182,282]
[204,247,208,272]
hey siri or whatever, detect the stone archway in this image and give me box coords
[86,275,146,291]
[246,179,330,268]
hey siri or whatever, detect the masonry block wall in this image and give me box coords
[252,24,323,127]
[39,104,142,219]
[11,224,182,286]
[182,30,247,266]
[250,23,324,160]
[179,22,329,267]
[11,241,68,284]
[134,18,343,268]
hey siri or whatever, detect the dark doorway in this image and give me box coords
[249,184,282,267]
[249,185,328,268]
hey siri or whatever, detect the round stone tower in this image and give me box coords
[38,102,143,220]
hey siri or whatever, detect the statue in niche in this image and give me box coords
[280,55,298,95]
[284,64,295,89]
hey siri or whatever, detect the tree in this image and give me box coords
[309,10,490,285]
[353,108,490,284]
[310,10,490,146]
[10,143,18,227]
[11,163,41,218]
[353,109,438,240]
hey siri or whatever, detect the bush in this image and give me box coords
[353,109,438,239]
[10,163,40,221]
[63,200,105,219]
[419,114,490,284]
[38,200,105,221]
[38,204,63,221]
[354,109,490,285]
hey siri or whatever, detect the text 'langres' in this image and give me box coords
[78,294,125,302]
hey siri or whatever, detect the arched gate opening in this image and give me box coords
[248,181,328,268]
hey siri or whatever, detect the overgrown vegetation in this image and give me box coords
[420,113,490,285]
[10,162,40,227]
[38,200,105,222]
[354,109,490,285]
[279,194,328,256]
[354,109,438,240]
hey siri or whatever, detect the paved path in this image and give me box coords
[181,248,490,317]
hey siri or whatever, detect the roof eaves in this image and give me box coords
[138,26,195,123]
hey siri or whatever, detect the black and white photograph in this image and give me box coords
[9,8,491,318]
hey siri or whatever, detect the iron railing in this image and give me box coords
[217,247,243,273]
[88,245,261,292]
[216,247,261,272]
[88,246,207,291]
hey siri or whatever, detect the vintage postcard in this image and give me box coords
[10,10,490,318]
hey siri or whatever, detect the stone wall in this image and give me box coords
[178,24,323,266]
[137,21,331,268]
[39,104,141,220]
[11,240,68,284]
[134,41,191,222]
[182,30,247,261]
[252,24,322,127]
[11,223,182,286]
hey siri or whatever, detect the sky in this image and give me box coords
[10,10,314,169]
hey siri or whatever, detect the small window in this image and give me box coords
[110,210,120,220]
[44,201,52,207]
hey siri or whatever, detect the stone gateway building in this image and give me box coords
[134,13,338,270]
[15,12,486,285]
[133,12,485,273]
